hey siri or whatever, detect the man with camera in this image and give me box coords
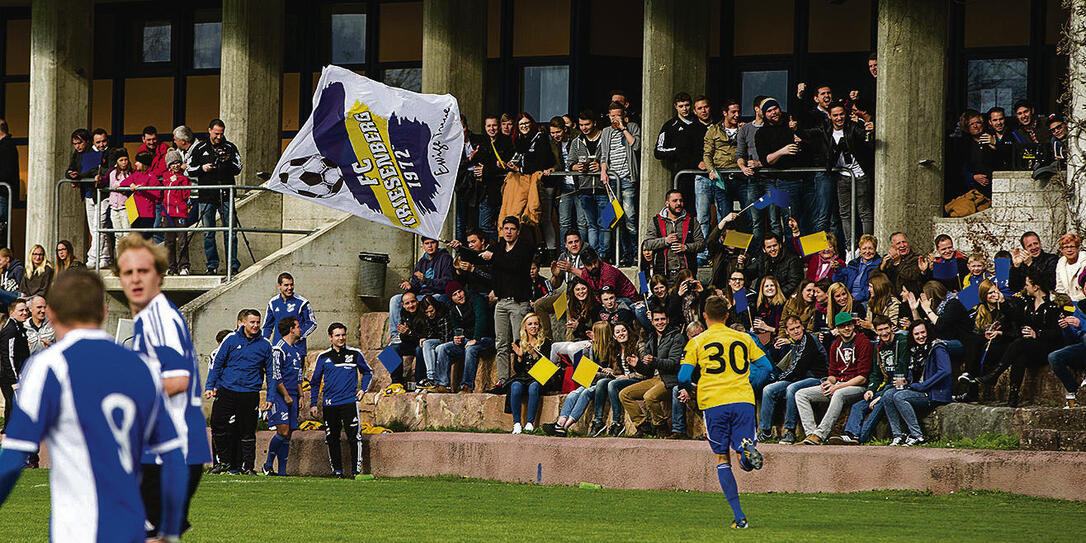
[187,118,242,275]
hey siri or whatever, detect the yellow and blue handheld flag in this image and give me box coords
[572,356,600,388]
[798,231,829,256]
[528,356,560,385]
[600,197,624,229]
[723,230,754,250]
[553,289,568,319]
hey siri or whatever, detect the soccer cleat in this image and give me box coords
[731,519,749,529]
[207,463,229,475]
[332,470,343,478]
[738,438,763,471]
[512,423,522,435]
[889,435,906,446]
[261,464,276,476]
[904,435,925,447]
[778,429,797,445]
[801,434,822,445]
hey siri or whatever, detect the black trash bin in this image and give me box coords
[357,252,390,298]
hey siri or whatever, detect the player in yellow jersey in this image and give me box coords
[677,296,772,529]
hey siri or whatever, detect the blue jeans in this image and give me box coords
[695,175,731,257]
[595,377,637,424]
[1049,342,1086,393]
[557,185,587,241]
[434,337,496,389]
[200,202,240,272]
[559,386,594,422]
[578,192,611,257]
[758,377,819,432]
[883,388,931,438]
[745,177,772,252]
[479,193,498,242]
[509,381,542,424]
[387,293,451,343]
[152,203,165,244]
[769,178,805,239]
[616,177,638,263]
[843,390,888,443]
[671,386,688,434]
[415,339,442,381]
[807,171,838,234]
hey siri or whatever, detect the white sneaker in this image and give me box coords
[179,268,190,276]
[889,436,905,446]
[524,423,534,432]
[512,423,522,435]
[904,435,925,447]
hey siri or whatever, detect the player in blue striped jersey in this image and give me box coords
[262,272,317,355]
[309,322,372,478]
[117,234,212,537]
[262,317,304,476]
[0,270,188,543]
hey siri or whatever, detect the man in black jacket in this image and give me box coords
[462,216,535,391]
[655,92,707,217]
[618,305,685,438]
[0,297,30,432]
[738,233,803,298]
[754,98,813,237]
[186,119,242,275]
[798,101,875,249]
[0,120,17,238]
[1009,231,1058,293]
[472,115,513,242]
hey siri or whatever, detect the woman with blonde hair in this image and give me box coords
[19,244,53,298]
[544,321,616,436]
[506,313,551,434]
[1055,232,1086,302]
[956,280,1010,402]
[751,275,786,343]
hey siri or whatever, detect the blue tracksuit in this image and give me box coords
[262,294,317,355]
[268,338,304,395]
[309,346,373,407]
[206,328,273,393]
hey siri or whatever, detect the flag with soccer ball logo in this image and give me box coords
[270,65,463,239]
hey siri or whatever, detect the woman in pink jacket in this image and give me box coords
[118,151,161,239]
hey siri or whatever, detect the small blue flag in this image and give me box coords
[932,259,959,281]
[994,258,1011,290]
[957,281,981,310]
[733,288,748,314]
[378,346,403,373]
[638,271,649,294]
[599,200,616,230]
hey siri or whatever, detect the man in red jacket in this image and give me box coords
[794,312,871,445]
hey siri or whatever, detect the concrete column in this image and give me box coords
[220,0,284,260]
[1068,0,1086,232]
[422,0,486,242]
[639,0,709,243]
[27,0,92,258]
[873,0,948,246]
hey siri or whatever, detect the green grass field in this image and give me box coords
[2,470,1085,542]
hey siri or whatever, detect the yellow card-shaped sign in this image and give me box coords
[528,356,559,385]
[609,198,624,229]
[553,289,568,319]
[125,195,140,224]
[572,357,600,388]
[723,230,753,250]
[799,231,829,256]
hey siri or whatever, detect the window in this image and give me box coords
[141,21,172,63]
[740,70,788,117]
[522,65,569,122]
[331,13,366,65]
[384,68,421,93]
[193,21,222,69]
[966,58,1028,113]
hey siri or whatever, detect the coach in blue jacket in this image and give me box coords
[309,322,373,478]
[205,308,273,474]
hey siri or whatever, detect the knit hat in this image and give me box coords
[134,151,154,168]
[165,148,182,166]
[758,97,780,114]
[445,280,464,296]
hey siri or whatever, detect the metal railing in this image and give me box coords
[55,179,317,282]
[672,166,860,253]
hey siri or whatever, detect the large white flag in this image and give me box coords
[270,65,462,239]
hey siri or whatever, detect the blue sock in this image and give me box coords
[265,434,283,469]
[277,439,290,476]
[717,463,745,523]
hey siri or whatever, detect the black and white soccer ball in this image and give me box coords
[277,155,345,198]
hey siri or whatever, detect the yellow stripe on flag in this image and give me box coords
[572,357,600,388]
[609,198,624,229]
[528,356,559,385]
[799,231,830,256]
[553,289,568,319]
[125,196,139,225]
[722,230,753,250]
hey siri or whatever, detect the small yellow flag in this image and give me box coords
[609,198,624,229]
[722,230,754,250]
[798,231,830,256]
[553,289,568,319]
[572,356,600,388]
[125,195,140,224]
[528,356,559,385]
